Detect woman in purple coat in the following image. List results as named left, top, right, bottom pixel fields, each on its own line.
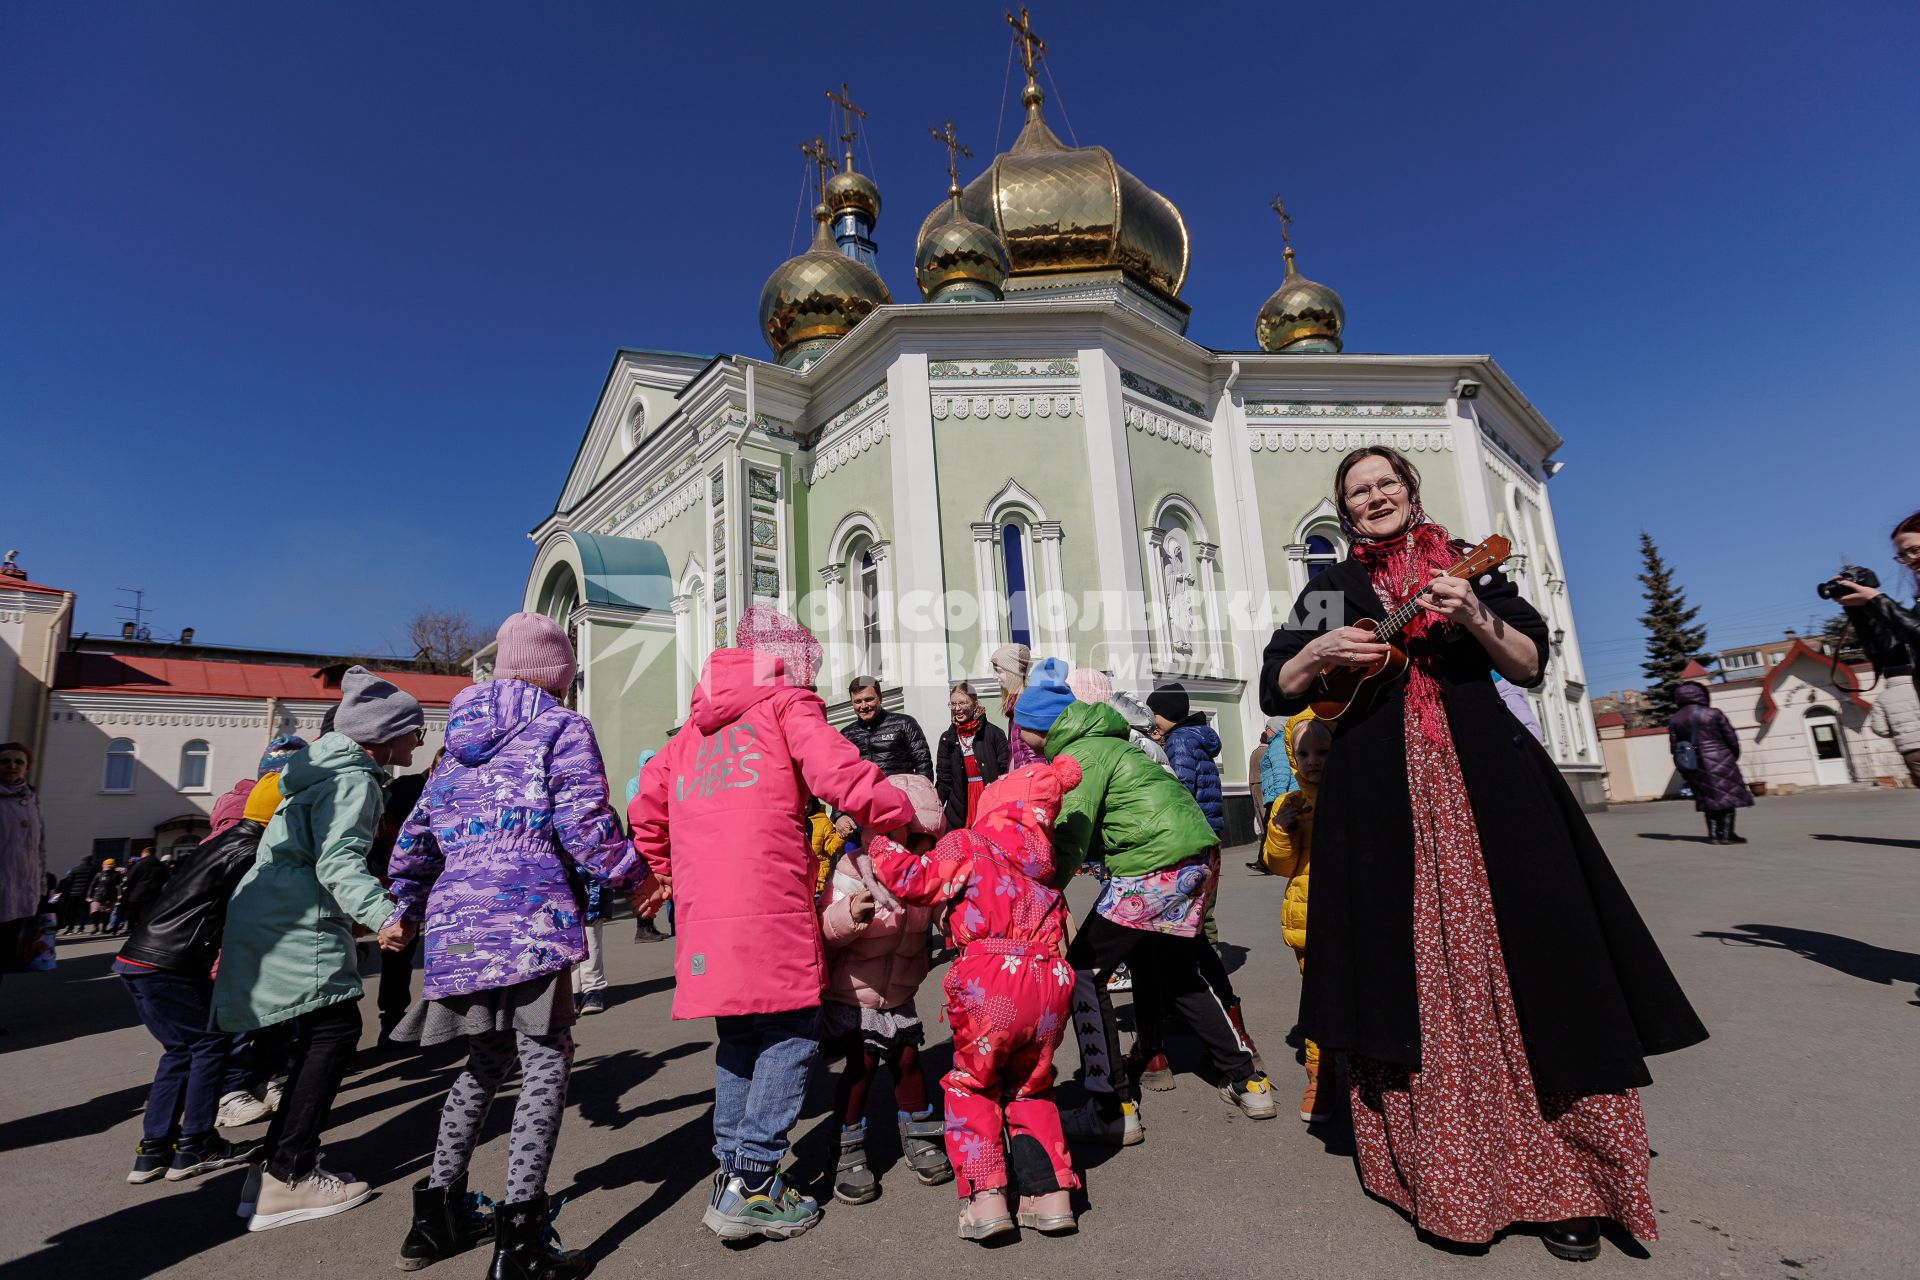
left=382, top=613, right=653, bottom=1279
left=1668, top=681, right=1752, bottom=844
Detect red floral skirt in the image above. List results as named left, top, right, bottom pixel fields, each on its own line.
left=1346, top=703, right=1659, bottom=1244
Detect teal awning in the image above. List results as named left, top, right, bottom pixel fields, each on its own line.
left=570, top=531, right=672, bottom=611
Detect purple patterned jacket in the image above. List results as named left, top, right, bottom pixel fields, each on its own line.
left=387, top=680, right=641, bottom=1000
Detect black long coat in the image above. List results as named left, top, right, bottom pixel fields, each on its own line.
left=934, top=719, right=1010, bottom=832
left=1668, top=683, right=1753, bottom=811
left=1260, top=557, right=1708, bottom=1095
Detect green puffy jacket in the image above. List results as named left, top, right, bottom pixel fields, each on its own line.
left=1045, top=700, right=1219, bottom=886
left=212, top=733, right=395, bottom=1032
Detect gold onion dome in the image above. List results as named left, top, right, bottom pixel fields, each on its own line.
left=825, top=168, right=881, bottom=224
left=916, top=185, right=1011, bottom=301
left=758, top=205, right=892, bottom=367
left=1256, top=248, right=1345, bottom=353
left=915, top=82, right=1189, bottom=301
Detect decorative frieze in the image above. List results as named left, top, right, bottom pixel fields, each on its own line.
left=1479, top=424, right=1541, bottom=482
left=1124, top=402, right=1214, bottom=455
left=629, top=477, right=702, bottom=538
left=931, top=394, right=1080, bottom=421
left=806, top=413, right=891, bottom=483
left=1245, top=401, right=1448, bottom=420
left=928, top=358, right=1077, bottom=380
left=1249, top=427, right=1455, bottom=453
left=1119, top=369, right=1204, bottom=418
left=698, top=406, right=796, bottom=442
left=819, top=382, right=889, bottom=435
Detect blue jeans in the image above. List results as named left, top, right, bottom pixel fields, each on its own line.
left=712, top=1007, right=821, bottom=1176
left=121, top=969, right=230, bottom=1143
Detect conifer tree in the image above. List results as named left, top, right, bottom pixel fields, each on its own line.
left=1636, top=532, right=1709, bottom=721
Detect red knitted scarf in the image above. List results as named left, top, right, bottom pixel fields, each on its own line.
left=1352, top=519, right=1460, bottom=746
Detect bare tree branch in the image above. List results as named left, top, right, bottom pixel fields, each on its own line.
left=406, top=609, right=489, bottom=675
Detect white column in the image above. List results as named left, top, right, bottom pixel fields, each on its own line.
left=671, top=593, right=694, bottom=717
left=1450, top=399, right=1497, bottom=542
left=1141, top=527, right=1169, bottom=671
left=885, top=354, right=949, bottom=733
left=1078, top=348, right=1151, bottom=689
left=1031, top=520, right=1070, bottom=661
left=1208, top=360, right=1270, bottom=762
left=868, top=542, right=898, bottom=686
left=818, top=563, right=848, bottom=692
left=971, top=521, right=1003, bottom=675
left=1195, top=541, right=1225, bottom=678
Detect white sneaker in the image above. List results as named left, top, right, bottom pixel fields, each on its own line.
left=217, top=1090, right=273, bottom=1128
left=1220, top=1074, right=1278, bottom=1120
left=247, top=1161, right=372, bottom=1232
left=261, top=1079, right=284, bottom=1113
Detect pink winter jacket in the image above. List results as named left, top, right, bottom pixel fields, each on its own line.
left=628, top=648, right=915, bottom=1020
left=819, top=851, right=935, bottom=1010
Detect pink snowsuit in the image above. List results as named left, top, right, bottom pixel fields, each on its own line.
left=865, top=759, right=1084, bottom=1199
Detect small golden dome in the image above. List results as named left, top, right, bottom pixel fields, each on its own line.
left=1256, top=248, right=1345, bottom=353
left=825, top=168, right=881, bottom=224
left=915, top=189, right=1010, bottom=301
left=914, top=87, right=1188, bottom=301
left=758, top=207, right=892, bottom=366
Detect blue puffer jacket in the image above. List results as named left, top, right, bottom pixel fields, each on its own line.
left=1164, top=720, right=1226, bottom=837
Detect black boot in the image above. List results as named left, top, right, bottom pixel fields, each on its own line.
left=1705, top=812, right=1726, bottom=844
left=1723, top=812, right=1748, bottom=845
left=487, top=1193, right=590, bottom=1280
left=897, top=1109, right=954, bottom=1186
left=398, top=1173, right=494, bottom=1271
left=632, top=918, right=666, bottom=944
left=1541, top=1216, right=1602, bottom=1261
left=832, top=1121, right=879, bottom=1204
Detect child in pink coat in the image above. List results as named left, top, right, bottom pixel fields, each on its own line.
left=628, top=609, right=914, bottom=1244
left=863, top=757, right=1085, bottom=1243
left=818, top=774, right=953, bottom=1205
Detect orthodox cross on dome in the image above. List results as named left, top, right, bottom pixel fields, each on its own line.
left=799, top=136, right=835, bottom=205
left=1006, top=7, right=1046, bottom=87
left=930, top=118, right=973, bottom=196
left=1269, top=194, right=1295, bottom=254
left=826, top=83, right=868, bottom=170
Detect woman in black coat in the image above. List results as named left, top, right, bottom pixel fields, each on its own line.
left=1667, top=681, right=1752, bottom=843
left=933, top=681, right=1008, bottom=832
left=1260, top=447, right=1706, bottom=1264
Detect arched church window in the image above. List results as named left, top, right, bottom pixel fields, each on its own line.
left=852, top=542, right=882, bottom=678
left=627, top=400, right=647, bottom=448
left=1000, top=522, right=1032, bottom=650
left=1305, top=532, right=1339, bottom=574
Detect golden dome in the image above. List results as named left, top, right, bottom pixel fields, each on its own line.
left=1256, top=248, right=1345, bottom=353
left=825, top=167, right=881, bottom=224
left=915, top=189, right=1011, bottom=301
left=915, top=86, right=1188, bottom=301
left=758, top=206, right=892, bottom=367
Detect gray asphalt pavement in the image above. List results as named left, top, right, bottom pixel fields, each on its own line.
left=2, top=789, right=1915, bottom=1279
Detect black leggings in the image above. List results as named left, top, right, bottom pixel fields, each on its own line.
left=260, top=1002, right=363, bottom=1182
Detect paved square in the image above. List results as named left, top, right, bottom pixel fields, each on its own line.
left=3, top=790, right=1914, bottom=1278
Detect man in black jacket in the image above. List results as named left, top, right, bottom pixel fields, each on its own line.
left=839, top=677, right=933, bottom=780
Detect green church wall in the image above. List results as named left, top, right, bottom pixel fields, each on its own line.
left=801, top=437, right=895, bottom=576
left=581, top=618, right=679, bottom=789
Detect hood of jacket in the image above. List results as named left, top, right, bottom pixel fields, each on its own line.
left=1674, top=681, right=1710, bottom=708
left=689, top=648, right=789, bottom=733
left=278, top=731, right=385, bottom=798
left=1043, top=698, right=1131, bottom=756
left=445, top=679, right=555, bottom=766
left=1171, top=719, right=1221, bottom=758
left=1283, top=708, right=1321, bottom=802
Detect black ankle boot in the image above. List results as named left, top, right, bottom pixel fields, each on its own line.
left=1541, top=1217, right=1602, bottom=1261
left=487, top=1193, right=590, bottom=1280
left=1724, top=813, right=1747, bottom=844
left=398, top=1173, right=494, bottom=1271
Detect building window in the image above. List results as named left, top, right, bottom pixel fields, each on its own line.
left=1000, top=522, right=1032, bottom=650
left=103, top=738, right=135, bottom=792
left=91, top=837, right=130, bottom=862
left=852, top=541, right=883, bottom=679
left=1305, top=532, right=1339, bottom=574
left=179, top=740, right=210, bottom=791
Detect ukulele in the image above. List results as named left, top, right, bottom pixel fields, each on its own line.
left=1308, top=534, right=1513, bottom=724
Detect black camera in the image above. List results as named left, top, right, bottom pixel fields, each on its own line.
left=1816, top=565, right=1881, bottom=600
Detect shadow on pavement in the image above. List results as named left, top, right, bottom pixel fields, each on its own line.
left=1811, top=833, right=1920, bottom=850
left=0, top=1162, right=258, bottom=1280
left=0, top=1082, right=147, bottom=1154
left=1697, top=923, right=1920, bottom=1003
left=562, top=1103, right=717, bottom=1263
left=1634, top=833, right=1716, bottom=844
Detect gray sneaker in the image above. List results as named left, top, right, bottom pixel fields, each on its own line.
left=1220, top=1074, right=1278, bottom=1120
left=1059, top=1097, right=1144, bottom=1146
left=701, top=1168, right=821, bottom=1241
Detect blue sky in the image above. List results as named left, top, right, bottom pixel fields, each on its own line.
left=4, top=1, right=1916, bottom=694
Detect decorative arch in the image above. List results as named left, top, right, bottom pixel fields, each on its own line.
left=972, top=479, right=1066, bottom=667
left=818, top=510, right=892, bottom=690
left=1285, top=497, right=1349, bottom=598
left=1150, top=492, right=1210, bottom=544
left=673, top=555, right=711, bottom=716
left=1145, top=493, right=1223, bottom=676
left=981, top=478, right=1048, bottom=524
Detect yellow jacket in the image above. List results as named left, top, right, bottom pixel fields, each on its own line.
left=808, top=811, right=847, bottom=893
left=1260, top=709, right=1319, bottom=957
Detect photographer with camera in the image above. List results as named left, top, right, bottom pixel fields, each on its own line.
left=1824, top=510, right=1920, bottom=786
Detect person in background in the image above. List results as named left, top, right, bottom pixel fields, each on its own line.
left=1831, top=509, right=1920, bottom=786
left=1667, top=682, right=1752, bottom=845
left=385, top=613, right=648, bottom=1278
left=87, top=857, right=124, bottom=934
left=368, top=757, right=430, bottom=1048
left=1108, top=689, right=1174, bottom=776
left=214, top=666, right=424, bottom=1231
left=1247, top=721, right=1276, bottom=839
left=1247, top=717, right=1293, bottom=871
left=116, top=777, right=280, bottom=1184
left=628, top=607, right=914, bottom=1244
left=622, top=748, right=670, bottom=943
left=58, top=855, right=97, bottom=934
left=935, top=681, right=1008, bottom=832
left=118, top=846, right=170, bottom=930
left=841, top=676, right=934, bottom=779
left=991, top=643, right=1041, bottom=769
left=1260, top=711, right=1334, bottom=1123
left=1147, top=685, right=1226, bottom=842
left=1, top=742, right=48, bottom=1027
left=1493, top=672, right=1545, bottom=743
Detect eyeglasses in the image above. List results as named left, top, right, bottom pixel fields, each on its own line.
left=1342, top=477, right=1406, bottom=506
left=1896, top=547, right=1920, bottom=565
left=413, top=727, right=428, bottom=745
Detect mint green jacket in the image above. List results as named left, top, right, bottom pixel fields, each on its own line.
left=1045, top=700, right=1219, bottom=886
left=212, top=734, right=395, bottom=1032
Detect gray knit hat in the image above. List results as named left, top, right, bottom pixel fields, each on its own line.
left=333, top=665, right=424, bottom=745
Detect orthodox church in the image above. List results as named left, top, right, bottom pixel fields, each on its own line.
left=513, top=16, right=1605, bottom=827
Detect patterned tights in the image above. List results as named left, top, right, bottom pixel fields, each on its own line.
left=429, top=1028, right=574, bottom=1202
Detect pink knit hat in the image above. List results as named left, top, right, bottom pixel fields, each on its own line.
left=494, top=612, right=576, bottom=693
left=735, top=604, right=823, bottom=687
left=885, top=773, right=947, bottom=837
left=1066, top=666, right=1114, bottom=704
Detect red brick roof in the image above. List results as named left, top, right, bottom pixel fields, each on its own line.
left=55, top=652, right=467, bottom=706
left=1679, top=659, right=1711, bottom=679
left=0, top=575, right=70, bottom=596
left=1593, top=711, right=1626, bottom=728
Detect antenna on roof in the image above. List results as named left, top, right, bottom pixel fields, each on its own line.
left=115, top=588, right=153, bottom=641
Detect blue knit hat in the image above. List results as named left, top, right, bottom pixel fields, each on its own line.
left=257, top=735, right=308, bottom=777
left=1013, top=657, right=1077, bottom=733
